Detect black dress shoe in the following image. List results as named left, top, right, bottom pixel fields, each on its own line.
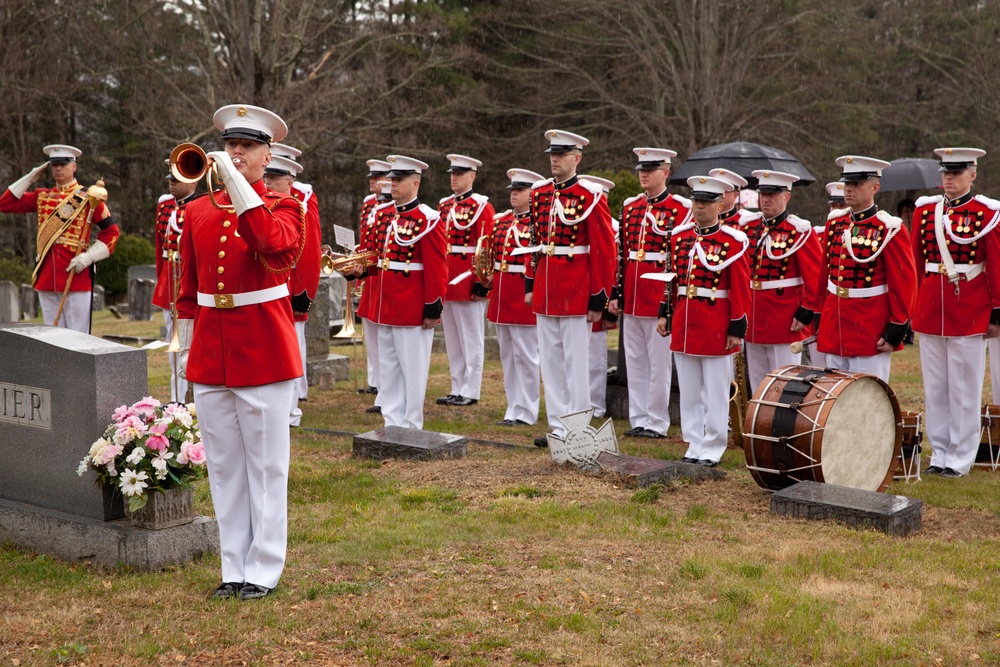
left=923, top=465, right=944, bottom=475
left=623, top=427, right=644, bottom=437
left=209, top=581, right=243, bottom=600
left=939, top=467, right=963, bottom=478
left=366, top=386, right=378, bottom=394
left=239, top=583, right=275, bottom=600
left=534, top=436, right=549, bottom=448
left=497, top=419, right=516, bottom=426
left=436, top=395, right=458, bottom=405
left=514, top=419, right=531, bottom=426
left=365, top=405, right=382, bottom=414
left=697, top=459, right=719, bottom=467
left=450, top=396, right=478, bottom=406
left=681, top=457, right=699, bottom=464
left=637, top=429, right=666, bottom=439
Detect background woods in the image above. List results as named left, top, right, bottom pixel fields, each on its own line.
left=1, top=0, right=999, bottom=270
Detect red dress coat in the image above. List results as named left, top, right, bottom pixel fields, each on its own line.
left=176, top=179, right=304, bottom=387
left=617, top=191, right=691, bottom=317
left=368, top=199, right=448, bottom=327
left=357, top=196, right=395, bottom=321
left=288, top=182, right=322, bottom=323
left=0, top=181, right=117, bottom=292
left=667, top=221, right=751, bottom=356
left=738, top=211, right=823, bottom=344
left=525, top=176, right=616, bottom=317
left=911, top=193, right=1000, bottom=336
left=816, top=206, right=917, bottom=357
left=486, top=210, right=536, bottom=326
left=152, top=192, right=199, bottom=310
left=439, top=191, right=494, bottom=302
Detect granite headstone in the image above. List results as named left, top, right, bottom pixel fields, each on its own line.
left=92, top=284, right=106, bottom=312
left=20, top=284, right=37, bottom=320
left=353, top=426, right=467, bottom=461
left=128, top=279, right=154, bottom=321
left=597, top=452, right=726, bottom=486
left=770, top=480, right=922, bottom=536
left=0, top=280, right=18, bottom=323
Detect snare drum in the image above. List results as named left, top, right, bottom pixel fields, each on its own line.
left=743, top=365, right=902, bottom=492
left=894, top=411, right=923, bottom=481
left=977, top=404, right=1000, bottom=471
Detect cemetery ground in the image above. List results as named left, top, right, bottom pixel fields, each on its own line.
left=1, top=313, right=999, bottom=667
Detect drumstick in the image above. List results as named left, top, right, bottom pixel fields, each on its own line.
left=790, top=335, right=817, bottom=354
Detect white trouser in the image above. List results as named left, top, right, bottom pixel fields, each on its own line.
left=823, top=352, right=892, bottom=383
left=623, top=315, right=672, bottom=434
left=920, top=334, right=986, bottom=475
left=496, top=323, right=540, bottom=424
left=161, top=308, right=189, bottom=403
left=441, top=300, right=486, bottom=399
left=806, top=339, right=827, bottom=370
left=589, top=329, right=608, bottom=417
left=363, top=317, right=380, bottom=391
left=746, top=342, right=802, bottom=397
left=988, top=337, right=1000, bottom=402
left=288, top=321, right=307, bottom=427
left=675, top=353, right=731, bottom=463
left=194, top=379, right=294, bottom=589
left=39, top=290, right=90, bottom=334
left=378, top=324, right=434, bottom=429
left=537, top=314, right=590, bottom=437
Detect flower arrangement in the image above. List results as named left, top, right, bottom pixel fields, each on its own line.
left=78, top=396, right=206, bottom=511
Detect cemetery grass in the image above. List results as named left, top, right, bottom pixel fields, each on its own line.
left=0, top=313, right=998, bottom=666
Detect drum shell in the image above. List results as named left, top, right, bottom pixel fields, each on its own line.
left=743, top=365, right=902, bottom=492
left=977, top=404, right=1000, bottom=470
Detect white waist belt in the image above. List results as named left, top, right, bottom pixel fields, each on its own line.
left=449, top=245, right=475, bottom=254
left=542, top=244, right=590, bottom=256
left=751, top=276, right=803, bottom=291
left=678, top=285, right=729, bottom=299
left=925, top=262, right=985, bottom=280
left=827, top=279, right=888, bottom=298
left=382, top=261, right=424, bottom=272
left=494, top=261, right=526, bottom=274
left=628, top=250, right=667, bottom=261
left=197, top=283, right=289, bottom=309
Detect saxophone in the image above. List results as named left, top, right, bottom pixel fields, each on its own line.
left=728, top=345, right=748, bottom=449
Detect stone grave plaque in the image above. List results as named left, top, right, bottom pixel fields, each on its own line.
left=128, top=279, right=154, bottom=321
left=127, top=264, right=157, bottom=284
left=597, top=452, right=726, bottom=486
left=0, top=280, right=19, bottom=323
left=92, top=284, right=106, bottom=312
left=353, top=426, right=467, bottom=461
left=547, top=409, right=619, bottom=471
left=305, top=275, right=332, bottom=358
left=307, top=353, right=349, bottom=386
left=21, top=284, right=37, bottom=320
left=770, top=480, right=922, bottom=536
left=0, top=323, right=146, bottom=520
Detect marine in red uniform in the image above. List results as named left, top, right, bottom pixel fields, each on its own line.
left=815, top=156, right=917, bottom=382
left=709, top=168, right=748, bottom=227
left=436, top=154, right=495, bottom=407
left=912, top=148, right=1000, bottom=477
left=741, top=170, right=822, bottom=391
left=804, top=182, right=848, bottom=368
left=484, top=168, right=543, bottom=426
left=369, top=155, right=448, bottom=429
left=524, top=130, right=616, bottom=447
left=356, top=159, right=393, bottom=407
left=176, top=104, right=304, bottom=601
left=153, top=166, right=198, bottom=401
left=0, top=144, right=118, bottom=333
left=657, top=176, right=750, bottom=466
left=609, top=148, right=691, bottom=439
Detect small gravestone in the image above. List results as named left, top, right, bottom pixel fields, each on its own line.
left=0, top=280, right=18, bottom=323
left=327, top=272, right=346, bottom=330
left=547, top=409, right=619, bottom=471
left=353, top=426, right=467, bottom=461
left=769, top=480, right=922, bottom=536
left=305, top=275, right=332, bottom=358
left=92, top=284, right=106, bottom=312
left=127, top=264, right=157, bottom=285
left=128, top=279, right=154, bottom=321
left=307, top=353, right=349, bottom=386
left=597, top=451, right=726, bottom=486
left=20, top=284, right=37, bottom=320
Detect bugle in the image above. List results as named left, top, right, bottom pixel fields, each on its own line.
left=169, top=143, right=235, bottom=211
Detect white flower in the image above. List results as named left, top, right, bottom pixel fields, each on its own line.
left=151, top=455, right=172, bottom=480
left=126, top=447, right=146, bottom=465
left=89, top=438, right=109, bottom=459
left=76, top=458, right=90, bottom=476
left=185, top=402, right=197, bottom=417
left=119, top=469, right=149, bottom=497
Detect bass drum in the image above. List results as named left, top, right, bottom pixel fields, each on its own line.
left=743, top=365, right=902, bottom=492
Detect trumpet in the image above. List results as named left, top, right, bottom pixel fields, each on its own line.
left=169, top=142, right=239, bottom=211
left=321, top=244, right=378, bottom=276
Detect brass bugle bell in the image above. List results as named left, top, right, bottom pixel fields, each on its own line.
left=324, top=245, right=378, bottom=276
left=169, top=143, right=230, bottom=211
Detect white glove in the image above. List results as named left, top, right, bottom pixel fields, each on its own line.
left=67, top=240, right=110, bottom=274
left=8, top=162, right=49, bottom=199
left=205, top=150, right=264, bottom=216
left=177, top=319, right=193, bottom=379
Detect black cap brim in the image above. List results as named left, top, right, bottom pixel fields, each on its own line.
left=757, top=185, right=790, bottom=194
left=506, top=181, right=533, bottom=189
left=264, top=168, right=293, bottom=177
left=544, top=145, right=580, bottom=154
left=690, top=191, right=723, bottom=201
left=446, top=166, right=475, bottom=173
left=387, top=169, right=418, bottom=178
left=840, top=172, right=879, bottom=182
left=635, top=161, right=667, bottom=170
left=367, top=170, right=390, bottom=178
left=220, top=128, right=272, bottom=144
left=828, top=197, right=845, bottom=204
left=48, top=158, right=73, bottom=165
left=939, top=162, right=975, bottom=172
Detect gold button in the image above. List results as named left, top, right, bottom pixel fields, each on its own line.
left=217, top=266, right=225, bottom=274
left=218, top=251, right=226, bottom=259
left=221, top=236, right=228, bottom=243
left=223, top=221, right=231, bottom=228
left=217, top=282, right=225, bottom=290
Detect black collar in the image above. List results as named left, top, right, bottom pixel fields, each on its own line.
left=850, top=204, right=878, bottom=222
left=947, top=191, right=974, bottom=207
left=554, top=175, right=578, bottom=190
left=646, top=189, right=669, bottom=204
left=396, top=198, right=420, bottom=213
left=695, top=221, right=721, bottom=236
left=177, top=192, right=199, bottom=206
left=454, top=189, right=474, bottom=202
left=721, top=206, right=738, bottom=220
left=377, top=193, right=393, bottom=203
left=765, top=211, right=788, bottom=227
left=514, top=210, right=530, bottom=220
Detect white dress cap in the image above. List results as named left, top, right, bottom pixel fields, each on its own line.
left=385, top=155, right=429, bottom=176
left=264, top=155, right=302, bottom=177
left=543, top=129, right=590, bottom=153
left=271, top=142, right=302, bottom=159
left=506, top=168, right=545, bottom=189
left=753, top=169, right=800, bottom=192
left=446, top=154, right=482, bottom=173
left=687, top=175, right=730, bottom=201
left=934, top=147, right=986, bottom=172
left=579, top=174, right=615, bottom=194
left=366, top=159, right=392, bottom=176
left=835, top=155, right=891, bottom=181
left=826, top=181, right=846, bottom=200
left=708, top=168, right=748, bottom=190
left=633, top=147, right=677, bottom=169
left=213, top=104, right=288, bottom=144
left=43, top=144, right=82, bottom=163
left=379, top=180, right=392, bottom=194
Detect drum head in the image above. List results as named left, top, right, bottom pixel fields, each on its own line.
left=821, top=377, right=897, bottom=491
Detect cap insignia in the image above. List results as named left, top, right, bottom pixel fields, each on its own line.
left=236, top=106, right=248, bottom=117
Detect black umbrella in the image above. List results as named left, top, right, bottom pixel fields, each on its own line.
left=669, top=141, right=816, bottom=187
left=878, top=158, right=941, bottom=193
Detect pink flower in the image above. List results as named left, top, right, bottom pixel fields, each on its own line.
left=112, top=405, right=133, bottom=422
left=131, top=396, right=162, bottom=420
left=145, top=423, right=170, bottom=452
left=114, top=415, right=147, bottom=445
left=178, top=441, right=206, bottom=466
